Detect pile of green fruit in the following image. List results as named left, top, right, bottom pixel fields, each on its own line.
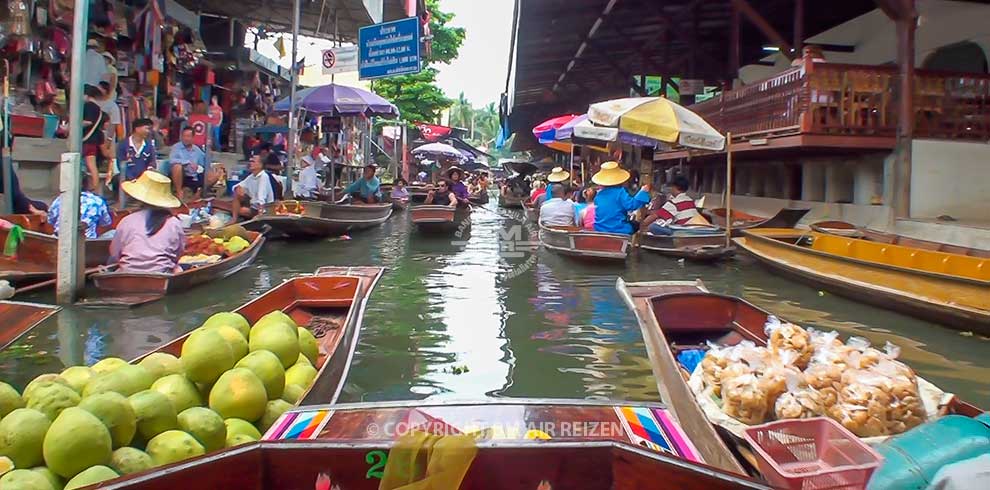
left=0, top=310, right=321, bottom=490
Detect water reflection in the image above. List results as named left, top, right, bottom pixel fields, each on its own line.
left=1, top=199, right=986, bottom=407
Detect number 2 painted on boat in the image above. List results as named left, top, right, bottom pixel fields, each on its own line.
left=366, top=450, right=387, bottom=479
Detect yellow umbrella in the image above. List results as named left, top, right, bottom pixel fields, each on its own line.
left=587, top=97, right=725, bottom=151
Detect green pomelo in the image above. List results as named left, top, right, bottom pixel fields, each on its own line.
left=82, top=365, right=154, bottom=398
left=0, top=469, right=55, bottom=490
left=24, top=383, right=80, bottom=421
left=90, top=358, right=128, bottom=375
left=249, top=313, right=299, bottom=368
left=201, top=312, right=250, bottom=339
left=209, top=369, right=267, bottom=422
left=295, top=353, right=312, bottom=367
left=284, top=363, right=318, bottom=389
left=145, top=431, right=204, bottom=467
left=110, top=447, right=153, bottom=476
left=78, top=393, right=137, bottom=449
left=137, top=353, right=182, bottom=380
left=0, top=409, right=51, bottom=468
left=177, top=407, right=226, bottom=453
left=180, top=329, right=234, bottom=385
left=63, top=465, right=118, bottom=490
left=256, top=400, right=292, bottom=433
left=0, top=382, right=25, bottom=418
left=234, top=350, right=285, bottom=400
left=58, top=367, right=94, bottom=395
left=206, top=325, right=248, bottom=362
left=224, top=433, right=257, bottom=448
left=297, top=328, right=319, bottom=365
left=42, top=408, right=112, bottom=478
left=127, top=391, right=178, bottom=442
left=22, top=376, right=70, bottom=402
left=29, top=467, right=62, bottom=490
left=150, top=375, right=202, bottom=414
left=280, top=384, right=305, bottom=404
left=223, top=418, right=261, bottom=440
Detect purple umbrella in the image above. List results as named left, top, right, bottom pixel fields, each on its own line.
left=273, top=83, right=399, bottom=117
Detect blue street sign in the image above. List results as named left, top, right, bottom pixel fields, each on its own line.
left=358, top=16, right=421, bottom=80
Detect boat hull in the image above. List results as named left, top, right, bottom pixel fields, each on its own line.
left=523, top=202, right=539, bottom=222
left=637, top=231, right=735, bottom=262
left=411, top=205, right=471, bottom=235
left=710, top=208, right=809, bottom=236
left=736, top=229, right=990, bottom=333
left=241, top=201, right=354, bottom=239
left=318, top=202, right=393, bottom=230
left=0, top=301, right=59, bottom=350
left=499, top=193, right=526, bottom=209
left=540, top=224, right=630, bottom=261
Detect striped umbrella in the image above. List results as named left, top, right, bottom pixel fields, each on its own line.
left=587, top=97, right=725, bottom=151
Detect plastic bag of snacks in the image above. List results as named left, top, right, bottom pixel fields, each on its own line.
left=765, top=316, right=813, bottom=369
left=701, top=341, right=767, bottom=397
left=700, top=343, right=731, bottom=397
left=830, top=370, right=893, bottom=437
left=774, top=372, right=824, bottom=419
left=758, top=349, right=803, bottom=410
left=874, top=359, right=926, bottom=434
left=722, top=373, right=770, bottom=425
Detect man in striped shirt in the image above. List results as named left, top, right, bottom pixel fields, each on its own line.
left=642, top=176, right=698, bottom=235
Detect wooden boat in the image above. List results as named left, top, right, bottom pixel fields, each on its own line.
left=539, top=224, right=630, bottom=261
left=736, top=228, right=990, bottom=333
left=812, top=221, right=990, bottom=258
left=390, top=198, right=409, bottom=211
left=0, top=300, right=60, bottom=350
left=410, top=204, right=472, bottom=234
left=239, top=201, right=352, bottom=239
left=636, top=228, right=735, bottom=263
left=468, top=191, right=489, bottom=205
left=498, top=192, right=527, bottom=209
left=708, top=207, right=810, bottom=235
left=130, top=266, right=383, bottom=407
left=616, top=279, right=984, bottom=477
left=1, top=211, right=131, bottom=267
left=81, top=229, right=267, bottom=307
left=0, top=225, right=105, bottom=295
left=317, top=202, right=393, bottom=230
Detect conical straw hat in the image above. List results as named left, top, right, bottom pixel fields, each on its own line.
left=121, top=170, right=182, bottom=209
left=591, top=161, right=630, bottom=186
left=547, top=166, right=570, bottom=183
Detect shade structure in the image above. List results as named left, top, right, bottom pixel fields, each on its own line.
left=534, top=114, right=609, bottom=153
left=273, top=83, right=399, bottom=117
left=532, top=114, right=580, bottom=142
left=412, top=142, right=464, bottom=159
left=587, top=97, right=725, bottom=151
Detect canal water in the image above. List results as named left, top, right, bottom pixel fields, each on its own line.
left=3, top=201, right=988, bottom=407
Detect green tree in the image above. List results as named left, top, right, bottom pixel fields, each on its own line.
left=375, top=0, right=465, bottom=124
left=448, top=92, right=474, bottom=129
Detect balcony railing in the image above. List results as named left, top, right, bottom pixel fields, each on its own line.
left=690, top=62, right=990, bottom=143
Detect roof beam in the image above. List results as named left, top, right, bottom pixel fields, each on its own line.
left=875, top=0, right=917, bottom=20
left=552, top=0, right=622, bottom=93
left=730, top=0, right=795, bottom=60
left=585, top=39, right=647, bottom=96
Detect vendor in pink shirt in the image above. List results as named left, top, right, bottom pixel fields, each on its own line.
left=108, top=171, right=186, bottom=273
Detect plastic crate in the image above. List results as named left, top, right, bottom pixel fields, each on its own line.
left=743, top=418, right=883, bottom=490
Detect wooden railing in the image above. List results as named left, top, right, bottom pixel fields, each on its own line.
left=690, top=62, right=990, bottom=143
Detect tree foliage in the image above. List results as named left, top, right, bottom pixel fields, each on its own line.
left=375, top=0, right=465, bottom=124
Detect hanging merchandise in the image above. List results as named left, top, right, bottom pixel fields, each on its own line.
left=9, top=0, right=30, bottom=36
left=48, top=0, right=74, bottom=27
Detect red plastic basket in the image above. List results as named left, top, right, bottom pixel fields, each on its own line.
left=743, top=418, right=883, bottom=490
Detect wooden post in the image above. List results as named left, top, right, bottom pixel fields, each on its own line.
left=730, top=4, right=740, bottom=81
left=56, top=0, right=88, bottom=304
left=286, top=0, right=301, bottom=198
left=893, top=15, right=916, bottom=220
left=724, top=132, right=733, bottom=248
left=793, top=0, right=805, bottom=54
left=2, top=62, right=12, bottom=213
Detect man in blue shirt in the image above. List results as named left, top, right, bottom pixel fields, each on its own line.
left=592, top=161, right=650, bottom=234
left=344, top=165, right=382, bottom=203
left=116, top=118, right=157, bottom=182
left=169, top=127, right=207, bottom=198
left=48, top=178, right=113, bottom=239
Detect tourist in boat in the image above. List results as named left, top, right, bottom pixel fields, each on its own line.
left=641, top=175, right=699, bottom=236
left=47, top=177, right=113, bottom=239
left=344, top=164, right=383, bottom=204
left=545, top=167, right=570, bottom=200
left=575, top=187, right=597, bottom=230
left=108, top=171, right=185, bottom=273
left=233, top=155, right=275, bottom=222
left=169, top=127, right=207, bottom=199
left=445, top=167, right=470, bottom=203
left=295, top=155, right=320, bottom=199
left=592, top=161, right=650, bottom=234
left=425, top=180, right=458, bottom=208
left=539, top=184, right=577, bottom=227
left=390, top=178, right=411, bottom=203
left=529, top=181, right=545, bottom=204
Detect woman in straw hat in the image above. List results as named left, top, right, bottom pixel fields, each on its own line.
left=540, top=166, right=570, bottom=203
left=444, top=166, right=470, bottom=203
left=108, top=171, right=186, bottom=273
left=591, top=161, right=651, bottom=234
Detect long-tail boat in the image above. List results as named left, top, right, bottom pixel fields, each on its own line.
left=523, top=201, right=539, bottom=222
left=468, top=191, right=490, bottom=205
left=539, top=224, right=630, bottom=261
left=812, top=220, right=990, bottom=257
left=81, top=229, right=268, bottom=307
left=0, top=225, right=106, bottom=296
left=636, top=227, right=735, bottom=263
left=410, top=204, right=472, bottom=235
left=0, top=300, right=60, bottom=350
left=1, top=210, right=131, bottom=268
left=707, top=208, right=810, bottom=236
left=317, top=202, right=393, bottom=230
left=99, top=398, right=770, bottom=490
left=239, top=201, right=352, bottom=239
left=735, top=228, right=990, bottom=333
left=498, top=192, right=527, bottom=209
left=616, top=278, right=984, bottom=478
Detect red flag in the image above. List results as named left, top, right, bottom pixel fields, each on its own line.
left=415, top=122, right=452, bottom=142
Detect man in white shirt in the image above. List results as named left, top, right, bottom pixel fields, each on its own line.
left=233, top=155, right=274, bottom=221
left=84, top=39, right=109, bottom=87
left=295, top=156, right=319, bottom=199
left=539, top=184, right=577, bottom=227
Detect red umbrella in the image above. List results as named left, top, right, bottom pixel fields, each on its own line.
left=532, top=114, right=580, bottom=142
